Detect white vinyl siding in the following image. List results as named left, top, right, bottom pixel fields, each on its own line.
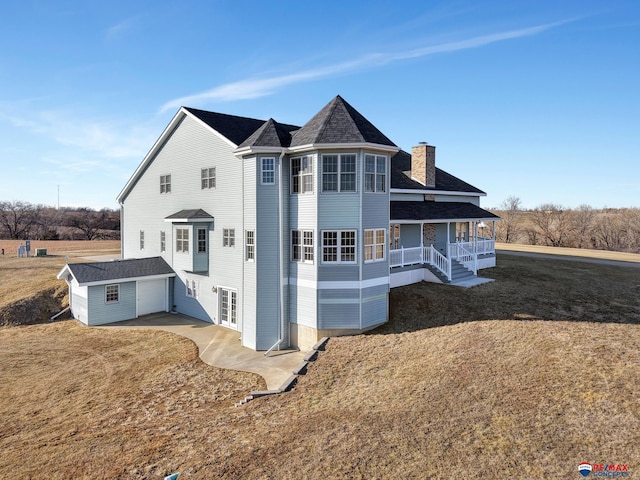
left=322, top=230, right=357, bottom=264
left=321, top=154, right=356, bottom=192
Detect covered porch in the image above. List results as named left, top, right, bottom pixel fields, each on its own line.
left=388, top=201, right=499, bottom=286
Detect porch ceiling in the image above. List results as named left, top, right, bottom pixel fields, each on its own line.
left=390, top=201, right=500, bottom=222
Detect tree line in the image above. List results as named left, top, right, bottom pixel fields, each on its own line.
left=0, top=201, right=120, bottom=240
left=491, top=196, right=640, bottom=253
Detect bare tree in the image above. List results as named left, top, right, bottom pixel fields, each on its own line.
left=531, top=203, right=574, bottom=247
left=570, top=204, right=596, bottom=248
left=494, top=196, right=522, bottom=243
left=65, top=208, right=110, bottom=240
left=0, top=201, right=42, bottom=239
left=594, top=210, right=627, bottom=251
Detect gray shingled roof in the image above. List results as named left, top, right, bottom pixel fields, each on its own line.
left=391, top=150, right=486, bottom=194
left=185, top=107, right=299, bottom=146
left=65, top=257, right=175, bottom=284
left=290, top=95, right=396, bottom=147
left=165, top=209, right=214, bottom=221
left=391, top=201, right=499, bottom=221
left=238, top=118, right=296, bottom=148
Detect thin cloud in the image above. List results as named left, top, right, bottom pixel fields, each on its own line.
left=160, top=20, right=571, bottom=112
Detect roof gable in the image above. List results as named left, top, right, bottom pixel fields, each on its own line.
left=290, top=95, right=396, bottom=147
left=238, top=118, right=296, bottom=148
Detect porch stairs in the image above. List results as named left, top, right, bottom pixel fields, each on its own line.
left=427, top=259, right=476, bottom=285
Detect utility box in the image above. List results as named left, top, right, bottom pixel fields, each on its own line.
left=35, top=248, right=47, bottom=257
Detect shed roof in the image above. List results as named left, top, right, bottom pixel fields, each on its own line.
left=164, top=209, right=214, bottom=222
left=390, top=201, right=499, bottom=222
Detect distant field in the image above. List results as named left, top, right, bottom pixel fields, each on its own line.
left=1, top=253, right=639, bottom=478
left=0, top=240, right=121, bottom=325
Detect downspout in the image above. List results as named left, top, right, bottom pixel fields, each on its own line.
left=265, top=149, right=286, bottom=356
left=119, top=202, right=125, bottom=259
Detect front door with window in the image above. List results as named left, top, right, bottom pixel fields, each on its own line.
left=219, top=288, right=237, bottom=329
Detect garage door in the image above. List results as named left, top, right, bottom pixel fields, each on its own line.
left=137, top=279, right=167, bottom=316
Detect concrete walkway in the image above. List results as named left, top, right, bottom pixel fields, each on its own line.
left=101, top=313, right=307, bottom=390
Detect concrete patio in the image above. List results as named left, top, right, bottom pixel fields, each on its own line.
left=101, top=313, right=307, bottom=390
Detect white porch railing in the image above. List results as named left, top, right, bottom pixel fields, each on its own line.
left=449, top=243, right=477, bottom=275
left=389, top=245, right=451, bottom=280
left=389, top=239, right=495, bottom=281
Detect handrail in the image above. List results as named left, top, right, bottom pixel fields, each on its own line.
left=50, top=306, right=70, bottom=321
left=451, top=243, right=476, bottom=274
left=428, top=245, right=450, bottom=280
left=264, top=338, right=283, bottom=356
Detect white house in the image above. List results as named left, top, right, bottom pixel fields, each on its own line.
left=58, top=96, right=499, bottom=351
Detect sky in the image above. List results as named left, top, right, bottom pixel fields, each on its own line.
left=1, top=0, right=638, bottom=210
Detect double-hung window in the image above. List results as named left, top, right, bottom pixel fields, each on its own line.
left=322, top=230, right=356, bottom=264
left=291, top=156, right=313, bottom=193
left=261, top=158, right=275, bottom=185
left=105, top=284, right=119, bottom=303
left=291, top=230, right=314, bottom=262
left=176, top=228, right=189, bottom=253
left=364, top=228, right=386, bottom=262
left=245, top=230, right=255, bottom=261
left=322, top=154, right=356, bottom=192
left=139, top=230, right=144, bottom=250
left=201, top=167, right=216, bottom=189
left=197, top=228, right=207, bottom=253
left=223, top=228, right=235, bottom=247
left=160, top=231, right=166, bottom=252
left=364, top=155, right=386, bottom=192
left=160, top=174, right=171, bottom=194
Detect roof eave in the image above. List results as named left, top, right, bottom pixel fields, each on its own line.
left=288, top=142, right=399, bottom=154
left=390, top=216, right=499, bottom=224
left=164, top=217, right=214, bottom=223
left=234, top=146, right=287, bottom=156
left=78, top=272, right=176, bottom=287
left=390, top=188, right=486, bottom=196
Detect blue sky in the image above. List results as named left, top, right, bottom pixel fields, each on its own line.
left=1, top=0, right=638, bottom=210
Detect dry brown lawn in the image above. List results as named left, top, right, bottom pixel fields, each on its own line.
left=1, top=254, right=639, bottom=478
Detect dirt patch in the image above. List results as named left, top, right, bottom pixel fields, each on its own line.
left=0, top=283, right=68, bottom=326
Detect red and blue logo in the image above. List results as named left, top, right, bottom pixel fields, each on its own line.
left=579, top=463, right=593, bottom=477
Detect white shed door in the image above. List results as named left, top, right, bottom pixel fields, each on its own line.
left=137, top=279, right=167, bottom=316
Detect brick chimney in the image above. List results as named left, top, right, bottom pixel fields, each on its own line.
left=411, top=142, right=436, bottom=188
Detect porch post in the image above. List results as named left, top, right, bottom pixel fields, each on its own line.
left=446, top=221, right=450, bottom=257
left=420, top=222, right=424, bottom=263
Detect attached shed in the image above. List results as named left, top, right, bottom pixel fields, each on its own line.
left=57, top=257, right=176, bottom=326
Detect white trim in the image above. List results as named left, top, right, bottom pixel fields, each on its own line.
left=164, top=217, right=214, bottom=223
left=80, top=273, right=176, bottom=288
left=288, top=142, right=399, bottom=154
left=390, top=217, right=497, bottom=224
left=235, top=146, right=287, bottom=155
left=391, top=188, right=487, bottom=197
left=288, top=276, right=389, bottom=290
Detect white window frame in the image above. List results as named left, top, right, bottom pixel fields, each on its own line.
left=364, top=155, right=386, bottom=193
left=261, top=158, right=275, bottom=185
left=201, top=167, right=216, bottom=189
left=321, top=153, right=357, bottom=193
left=160, top=231, right=166, bottom=253
left=223, top=228, right=235, bottom=247
left=365, top=228, right=386, bottom=262
left=322, top=230, right=357, bottom=264
left=176, top=227, right=189, bottom=253
left=139, top=230, right=144, bottom=250
left=291, top=156, right=313, bottom=194
left=105, top=284, right=119, bottom=304
left=219, top=287, right=237, bottom=327
left=291, top=230, right=314, bottom=263
left=197, top=227, right=207, bottom=254
left=390, top=224, right=400, bottom=250
left=186, top=279, right=199, bottom=299
left=160, top=174, right=171, bottom=194
left=246, top=230, right=255, bottom=261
